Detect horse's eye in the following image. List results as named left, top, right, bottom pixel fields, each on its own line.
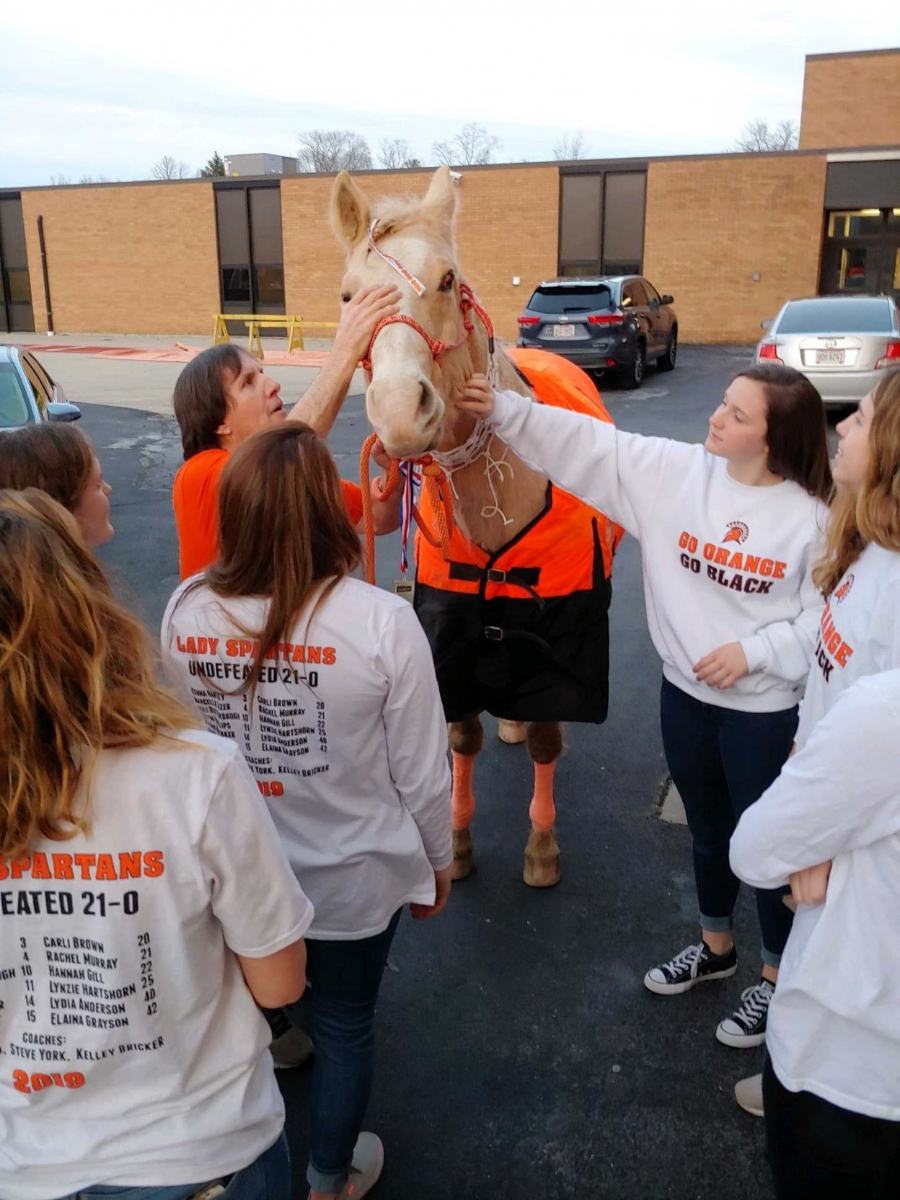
left=439, top=271, right=455, bottom=293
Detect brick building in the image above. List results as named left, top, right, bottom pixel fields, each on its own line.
left=0, top=47, right=897, bottom=344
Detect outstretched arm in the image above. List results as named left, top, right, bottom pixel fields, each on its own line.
left=288, top=285, right=400, bottom=437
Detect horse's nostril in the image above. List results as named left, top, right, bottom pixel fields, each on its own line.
left=418, top=382, right=431, bottom=412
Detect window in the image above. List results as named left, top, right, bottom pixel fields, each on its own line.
left=20, top=355, right=51, bottom=413
left=642, top=280, right=661, bottom=304
left=894, top=249, right=900, bottom=291
left=222, top=267, right=251, bottom=305
left=255, top=266, right=285, bottom=306
left=778, top=298, right=892, bottom=334
left=3, top=268, right=31, bottom=305
left=827, top=210, right=884, bottom=238
left=0, top=362, right=33, bottom=428
left=839, top=247, right=868, bottom=291
left=602, top=173, right=646, bottom=275
left=629, top=280, right=649, bottom=307
left=528, top=285, right=612, bottom=314
left=559, top=175, right=602, bottom=265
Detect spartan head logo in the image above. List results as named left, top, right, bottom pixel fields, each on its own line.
left=834, top=574, right=855, bottom=603
left=723, top=521, right=749, bottom=546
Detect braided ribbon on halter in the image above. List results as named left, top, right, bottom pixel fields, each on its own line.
left=358, top=219, right=502, bottom=583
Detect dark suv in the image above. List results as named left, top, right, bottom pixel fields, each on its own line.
left=517, top=276, right=677, bottom=388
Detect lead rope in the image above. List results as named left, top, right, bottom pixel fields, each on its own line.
left=359, top=435, right=455, bottom=586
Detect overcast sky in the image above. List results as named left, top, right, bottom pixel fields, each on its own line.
left=2, top=2, right=898, bottom=188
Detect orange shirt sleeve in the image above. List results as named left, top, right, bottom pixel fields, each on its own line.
left=172, top=450, right=230, bottom=580
left=341, top=480, right=364, bottom=527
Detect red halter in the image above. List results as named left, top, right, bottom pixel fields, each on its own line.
left=360, top=282, right=495, bottom=375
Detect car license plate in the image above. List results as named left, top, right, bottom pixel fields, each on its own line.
left=550, top=325, right=576, bottom=338
left=815, top=349, right=845, bottom=365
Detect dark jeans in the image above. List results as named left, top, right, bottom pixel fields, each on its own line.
left=66, top=1131, right=290, bottom=1200
left=659, top=677, right=796, bottom=965
left=764, top=1055, right=900, bottom=1198
left=286, top=910, right=402, bottom=1194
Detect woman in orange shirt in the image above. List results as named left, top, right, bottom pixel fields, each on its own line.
left=173, top=285, right=402, bottom=579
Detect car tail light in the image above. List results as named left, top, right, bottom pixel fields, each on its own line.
left=758, top=342, right=783, bottom=363
left=606, top=358, right=616, bottom=367
left=875, top=340, right=900, bottom=369
left=588, top=313, right=626, bottom=326
left=518, top=316, right=539, bottom=326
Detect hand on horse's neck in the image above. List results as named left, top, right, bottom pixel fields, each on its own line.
left=440, top=352, right=549, bottom=555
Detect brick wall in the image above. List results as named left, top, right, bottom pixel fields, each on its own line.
left=799, top=50, right=900, bottom=150
left=281, top=166, right=560, bottom=343
left=643, top=155, right=827, bottom=344
left=22, top=182, right=220, bottom=334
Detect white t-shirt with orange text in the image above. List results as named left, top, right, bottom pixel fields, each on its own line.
left=161, top=575, right=453, bottom=940
left=0, top=730, right=313, bottom=1199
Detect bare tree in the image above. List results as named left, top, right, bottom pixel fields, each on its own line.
left=49, top=174, right=72, bottom=186
left=733, top=118, right=798, bottom=152
left=151, top=155, right=192, bottom=180
left=297, top=130, right=372, bottom=172
left=433, top=123, right=502, bottom=166
left=79, top=174, right=112, bottom=184
left=552, top=132, right=586, bottom=161
left=377, top=137, right=423, bottom=169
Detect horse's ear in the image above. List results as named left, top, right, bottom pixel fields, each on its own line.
left=331, top=171, right=371, bottom=248
left=423, top=165, right=457, bottom=224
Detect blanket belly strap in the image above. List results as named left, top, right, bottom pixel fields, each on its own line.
left=447, top=561, right=544, bottom=607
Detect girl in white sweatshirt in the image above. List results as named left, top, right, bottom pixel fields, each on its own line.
left=458, top=363, right=831, bottom=1049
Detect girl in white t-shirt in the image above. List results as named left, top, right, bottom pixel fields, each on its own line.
left=161, top=423, right=453, bottom=1200
left=458, top=363, right=832, bottom=1051
left=0, top=489, right=311, bottom=1200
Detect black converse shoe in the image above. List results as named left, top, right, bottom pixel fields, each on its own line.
left=716, top=978, right=774, bottom=1048
left=644, top=940, right=737, bottom=995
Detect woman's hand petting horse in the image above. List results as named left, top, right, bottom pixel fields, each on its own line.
left=458, top=375, right=496, bottom=418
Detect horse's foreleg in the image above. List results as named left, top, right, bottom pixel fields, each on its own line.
left=523, top=721, right=563, bottom=888
left=448, top=715, right=484, bottom=880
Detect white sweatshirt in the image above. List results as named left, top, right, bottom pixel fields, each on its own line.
left=794, top=543, right=900, bottom=750
left=161, top=576, right=452, bottom=940
left=731, top=670, right=900, bottom=1121
left=488, top=389, right=828, bottom=712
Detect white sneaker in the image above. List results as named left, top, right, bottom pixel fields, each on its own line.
left=734, top=1072, right=764, bottom=1117
left=338, top=1132, right=384, bottom=1199
left=271, top=1024, right=314, bottom=1070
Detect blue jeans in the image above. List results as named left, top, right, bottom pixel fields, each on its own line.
left=660, top=677, right=796, bottom=966
left=65, top=1130, right=290, bottom=1200
left=286, top=910, right=402, bottom=1194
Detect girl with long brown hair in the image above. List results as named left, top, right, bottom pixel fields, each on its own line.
left=0, top=422, right=114, bottom=545
left=459, top=362, right=832, bottom=1056
left=0, top=489, right=311, bottom=1200
left=161, top=423, right=452, bottom=1200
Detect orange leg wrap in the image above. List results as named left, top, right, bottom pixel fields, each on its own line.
left=451, top=752, right=477, bottom=831
left=528, top=761, right=557, bottom=833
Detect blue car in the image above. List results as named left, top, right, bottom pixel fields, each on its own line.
left=0, top=344, right=81, bottom=430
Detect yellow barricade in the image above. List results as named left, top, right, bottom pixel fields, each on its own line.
left=212, top=314, right=340, bottom=360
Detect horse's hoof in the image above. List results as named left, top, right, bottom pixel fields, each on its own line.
left=498, top=719, right=526, bottom=745
left=523, top=829, right=560, bottom=888
left=451, top=827, right=473, bottom=881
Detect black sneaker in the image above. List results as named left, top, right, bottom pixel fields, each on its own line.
left=716, top=978, right=774, bottom=1048
left=644, top=940, right=737, bottom=995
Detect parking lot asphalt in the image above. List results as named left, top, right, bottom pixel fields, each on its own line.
left=79, top=345, right=795, bottom=1199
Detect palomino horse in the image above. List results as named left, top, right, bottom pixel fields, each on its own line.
left=331, top=166, right=617, bottom=887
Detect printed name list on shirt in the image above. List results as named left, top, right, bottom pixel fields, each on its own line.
left=0, top=850, right=166, bottom=1096
left=174, top=634, right=334, bottom=784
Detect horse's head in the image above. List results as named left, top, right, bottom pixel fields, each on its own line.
left=331, top=166, right=483, bottom=460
